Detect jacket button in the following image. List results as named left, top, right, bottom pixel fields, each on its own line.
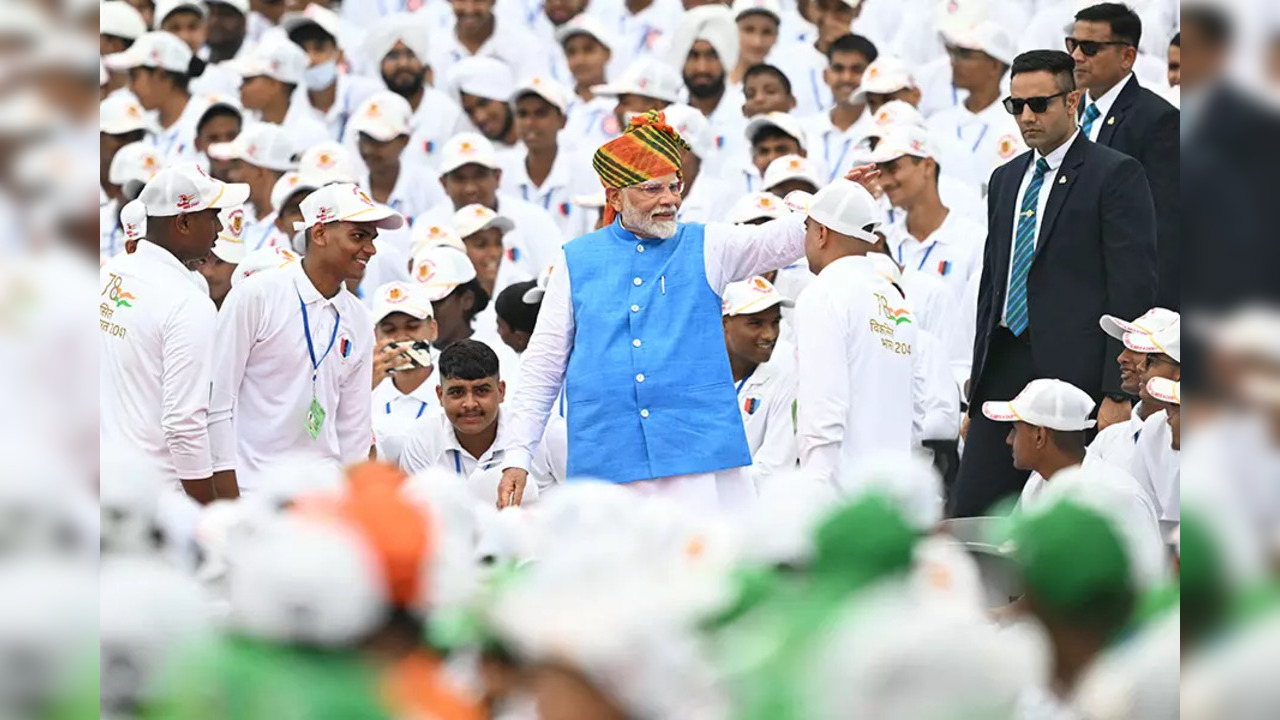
left=633, top=277, right=642, bottom=286
left=636, top=244, right=645, bottom=253
left=640, top=409, right=649, bottom=418
left=632, top=339, right=641, bottom=347
left=635, top=374, right=645, bottom=382
left=630, top=304, right=640, bottom=312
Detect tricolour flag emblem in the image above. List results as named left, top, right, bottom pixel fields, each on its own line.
left=743, top=397, right=760, bottom=415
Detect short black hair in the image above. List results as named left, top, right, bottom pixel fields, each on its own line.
left=1182, top=6, right=1233, bottom=49
left=1011, top=50, right=1077, bottom=93
left=287, top=23, right=337, bottom=48
left=1047, top=428, right=1088, bottom=456
left=826, top=34, right=878, bottom=65
left=448, top=278, right=491, bottom=322
left=494, top=281, right=540, bottom=334
left=743, top=63, right=793, bottom=96
left=1170, top=31, right=1180, bottom=47
left=749, top=124, right=802, bottom=148
left=1074, top=3, right=1143, bottom=48
left=438, top=339, right=500, bottom=381
left=196, top=104, right=242, bottom=136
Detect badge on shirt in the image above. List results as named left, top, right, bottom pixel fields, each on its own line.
left=743, top=397, right=761, bottom=415
left=306, top=397, right=327, bottom=440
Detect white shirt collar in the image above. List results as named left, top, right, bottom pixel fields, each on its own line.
left=133, top=239, right=195, bottom=276
left=1034, top=129, right=1078, bottom=170
left=440, top=408, right=508, bottom=461
left=1084, top=72, right=1133, bottom=119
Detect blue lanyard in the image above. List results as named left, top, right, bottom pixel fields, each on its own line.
left=958, top=122, right=989, bottom=153
left=252, top=220, right=276, bottom=250
left=735, top=367, right=756, bottom=395
left=384, top=400, right=427, bottom=418
left=808, top=68, right=822, bottom=111
left=824, top=134, right=852, bottom=184
left=898, top=240, right=940, bottom=272
left=452, top=449, right=463, bottom=476
left=297, top=288, right=340, bottom=384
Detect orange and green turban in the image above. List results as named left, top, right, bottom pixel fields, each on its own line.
left=593, top=109, right=690, bottom=188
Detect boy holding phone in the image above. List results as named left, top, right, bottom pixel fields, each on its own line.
left=370, top=281, right=440, bottom=464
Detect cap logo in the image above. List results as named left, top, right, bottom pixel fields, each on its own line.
left=315, top=205, right=334, bottom=222
left=473, top=206, right=488, bottom=218
left=749, top=276, right=772, bottom=294
left=637, top=77, right=649, bottom=89
left=788, top=158, right=803, bottom=170
left=415, top=259, right=437, bottom=283
left=141, top=154, right=160, bottom=173
left=175, top=193, right=199, bottom=210
left=997, top=135, right=1017, bottom=159
left=229, top=209, right=245, bottom=238
left=387, top=285, right=407, bottom=303
left=316, top=153, right=336, bottom=169
left=149, top=49, right=161, bottom=63
left=458, top=141, right=474, bottom=154
left=247, top=143, right=259, bottom=158
left=910, top=139, right=925, bottom=152
left=868, top=66, right=880, bottom=79
left=366, top=103, right=380, bottom=117
left=755, top=195, right=774, bottom=209
left=126, top=105, right=141, bottom=118
left=875, top=110, right=893, bottom=125
left=353, top=187, right=375, bottom=206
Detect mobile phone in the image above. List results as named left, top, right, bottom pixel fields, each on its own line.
left=386, top=340, right=434, bottom=372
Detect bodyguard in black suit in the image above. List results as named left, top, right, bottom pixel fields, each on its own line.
left=1071, top=3, right=1180, bottom=310
left=951, top=50, right=1157, bottom=517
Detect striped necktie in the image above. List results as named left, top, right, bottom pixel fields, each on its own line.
left=1006, top=158, right=1050, bottom=336
left=1080, top=103, right=1101, bottom=137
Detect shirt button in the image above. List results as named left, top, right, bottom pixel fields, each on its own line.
left=637, top=244, right=645, bottom=253
left=633, top=277, right=642, bottom=286
left=630, top=304, right=640, bottom=312
left=640, top=409, right=649, bottom=418
left=632, top=339, right=642, bottom=348
left=635, top=373, right=645, bottom=383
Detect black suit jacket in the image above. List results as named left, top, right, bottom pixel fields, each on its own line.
left=1087, top=76, right=1180, bottom=309
left=969, top=134, right=1157, bottom=405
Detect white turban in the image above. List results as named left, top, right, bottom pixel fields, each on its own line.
left=362, top=12, right=433, bottom=70
left=666, top=5, right=739, bottom=76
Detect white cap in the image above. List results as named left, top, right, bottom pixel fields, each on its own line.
left=512, top=75, right=569, bottom=115
left=591, top=57, right=683, bottom=103
left=554, top=13, right=613, bottom=52
left=294, top=183, right=405, bottom=231
left=732, top=0, right=782, bottom=22
left=103, top=31, right=192, bottom=73
left=744, top=111, right=808, bottom=149
left=522, top=263, right=556, bottom=303
left=762, top=154, right=821, bottom=192
left=790, top=178, right=882, bottom=242
left=851, top=56, right=916, bottom=102
left=120, top=199, right=148, bottom=242
left=297, top=142, right=361, bottom=184
left=411, top=244, right=477, bottom=301
left=211, top=205, right=248, bottom=263
left=139, top=162, right=250, bottom=217
left=231, top=37, right=308, bottom=85
left=410, top=222, right=466, bottom=257
left=438, top=132, right=501, bottom=176
left=347, top=92, right=412, bottom=142
left=727, top=192, right=789, bottom=224
left=662, top=103, right=714, bottom=159
left=206, top=0, right=249, bottom=13
left=454, top=204, right=513, bottom=238
left=280, top=3, right=341, bottom=42
left=1099, top=307, right=1180, bottom=341
left=1123, top=321, right=1181, bottom=363
left=571, top=190, right=606, bottom=208
left=981, top=378, right=1097, bottom=431
left=721, top=275, right=794, bottom=316
left=941, top=20, right=1017, bottom=66
left=1145, top=377, right=1180, bottom=406
left=447, top=56, right=515, bottom=103
left=372, top=281, right=434, bottom=323
left=154, top=0, right=208, bottom=29
left=101, top=1, right=148, bottom=40
left=108, top=141, right=164, bottom=186
left=269, top=171, right=320, bottom=215
left=231, top=246, right=300, bottom=287
left=863, top=124, right=934, bottom=163
left=870, top=99, right=927, bottom=132
left=208, top=122, right=299, bottom=171
left=197, top=92, right=244, bottom=119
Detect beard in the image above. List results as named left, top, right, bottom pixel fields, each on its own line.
left=684, top=73, right=726, bottom=99
left=383, top=68, right=426, bottom=98
left=620, top=200, right=679, bottom=239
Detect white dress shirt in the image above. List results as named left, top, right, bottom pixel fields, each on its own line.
left=100, top=241, right=218, bottom=483
left=147, top=97, right=206, bottom=161
left=885, top=209, right=986, bottom=302
left=405, top=87, right=471, bottom=173
left=771, top=41, right=833, bottom=117
left=795, top=254, right=919, bottom=488
left=587, top=0, right=685, bottom=73
left=927, top=98, right=1026, bottom=193
left=529, top=415, right=568, bottom=493
left=799, top=109, right=873, bottom=185
left=412, top=193, right=565, bottom=278
left=676, top=173, right=736, bottom=224
left=209, top=260, right=375, bottom=492
left=428, top=18, right=555, bottom=81
left=736, top=347, right=799, bottom=486
left=1080, top=73, right=1134, bottom=143
left=497, top=143, right=597, bottom=239
left=371, top=370, right=441, bottom=465
left=503, top=215, right=808, bottom=472
left=290, top=73, right=385, bottom=142
left=1002, top=130, right=1078, bottom=327
left=358, top=162, right=447, bottom=222
left=1131, top=409, right=1179, bottom=528
left=398, top=407, right=511, bottom=480
left=1087, top=401, right=1148, bottom=475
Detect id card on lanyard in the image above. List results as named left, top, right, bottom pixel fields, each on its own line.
left=298, top=287, right=340, bottom=440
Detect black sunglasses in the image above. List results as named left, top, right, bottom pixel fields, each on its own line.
left=1065, top=37, right=1132, bottom=56
left=1003, top=92, right=1068, bottom=115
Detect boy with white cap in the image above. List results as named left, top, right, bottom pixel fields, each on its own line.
left=499, top=76, right=596, bottom=238
left=193, top=204, right=249, bottom=308
left=208, top=183, right=404, bottom=495
left=721, top=275, right=799, bottom=484
left=282, top=4, right=383, bottom=141
left=154, top=0, right=208, bottom=54
left=105, top=31, right=205, bottom=161
left=852, top=55, right=921, bottom=115
left=1123, top=322, right=1181, bottom=531
left=555, top=15, right=618, bottom=140
left=865, top=124, right=984, bottom=300
left=663, top=103, right=737, bottom=224
left=981, top=378, right=1156, bottom=519
left=369, top=281, right=441, bottom=464
left=243, top=171, right=319, bottom=251
left=194, top=0, right=252, bottom=97
left=346, top=92, right=446, bottom=220
left=927, top=20, right=1027, bottom=194
left=454, top=203, right=529, bottom=299
left=207, top=121, right=298, bottom=225
left=101, top=163, right=250, bottom=505
left=793, top=177, right=919, bottom=488
left=730, top=0, right=783, bottom=86
left=447, top=56, right=520, bottom=149
left=101, top=1, right=149, bottom=95
left=794, top=32, right=879, bottom=150
left=1089, top=308, right=1180, bottom=471
left=762, top=154, right=822, bottom=198
left=232, top=37, right=330, bottom=150
left=428, top=0, right=553, bottom=82
left=744, top=112, right=816, bottom=189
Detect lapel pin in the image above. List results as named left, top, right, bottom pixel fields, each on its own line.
left=1107, top=116, right=1115, bottom=125
left=1059, top=175, right=1068, bottom=184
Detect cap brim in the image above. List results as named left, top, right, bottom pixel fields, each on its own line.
left=350, top=124, right=407, bottom=143
left=1145, top=377, right=1180, bottom=405
left=555, top=27, right=608, bottom=49
left=521, top=287, right=547, bottom=303
left=372, top=304, right=432, bottom=324
left=211, top=241, right=247, bottom=264
left=103, top=49, right=142, bottom=71
left=344, top=205, right=405, bottom=231
left=725, top=294, right=794, bottom=316
left=419, top=282, right=462, bottom=302
left=206, top=141, right=241, bottom=161
left=1098, top=314, right=1135, bottom=340
left=981, top=400, right=1019, bottom=423
left=210, top=182, right=251, bottom=210
left=512, top=88, right=565, bottom=114
left=1122, top=330, right=1165, bottom=354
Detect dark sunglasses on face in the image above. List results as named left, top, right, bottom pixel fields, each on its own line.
left=1065, top=37, right=1132, bottom=56
left=1002, top=92, right=1068, bottom=115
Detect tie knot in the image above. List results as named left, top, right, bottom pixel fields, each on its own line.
left=1084, top=103, right=1100, bottom=120
left=1035, top=158, right=1050, bottom=175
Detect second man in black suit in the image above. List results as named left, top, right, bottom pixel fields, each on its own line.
left=951, top=50, right=1157, bottom=517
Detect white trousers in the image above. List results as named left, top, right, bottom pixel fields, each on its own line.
left=617, top=466, right=757, bottom=517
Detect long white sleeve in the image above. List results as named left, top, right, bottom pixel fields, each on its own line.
left=703, top=215, right=807, bottom=294
left=208, top=282, right=260, bottom=472
left=159, top=297, right=218, bottom=480
left=795, top=283, right=849, bottom=489
left=750, top=372, right=799, bottom=483
left=501, top=250, right=574, bottom=472
left=336, top=337, right=375, bottom=465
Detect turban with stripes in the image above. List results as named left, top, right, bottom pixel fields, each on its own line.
left=592, top=110, right=691, bottom=225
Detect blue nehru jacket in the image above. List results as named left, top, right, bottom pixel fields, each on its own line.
left=562, top=219, right=752, bottom=483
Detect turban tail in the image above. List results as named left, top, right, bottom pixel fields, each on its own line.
left=592, top=110, right=690, bottom=226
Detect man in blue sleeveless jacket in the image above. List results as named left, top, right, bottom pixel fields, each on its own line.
left=495, top=110, right=877, bottom=511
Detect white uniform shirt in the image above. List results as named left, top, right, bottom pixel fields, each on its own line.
left=1131, top=409, right=1179, bottom=528
left=100, top=198, right=125, bottom=259
left=564, top=96, right=622, bottom=163
left=209, top=260, right=375, bottom=492
left=799, top=110, right=874, bottom=185
left=497, top=144, right=597, bottom=239
left=242, top=212, right=287, bottom=252
left=1001, top=131, right=1077, bottom=327
left=279, top=101, right=336, bottom=153
left=529, top=414, right=568, bottom=492
left=358, top=162, right=447, bottom=222
left=405, top=87, right=471, bottom=173
left=428, top=19, right=555, bottom=81
left=147, top=97, right=206, bottom=161
left=100, top=241, right=218, bottom=483
left=884, top=209, right=986, bottom=301
left=503, top=215, right=808, bottom=471
left=771, top=41, right=832, bottom=117
left=412, top=193, right=565, bottom=278
left=588, top=0, right=685, bottom=73
left=736, top=347, right=799, bottom=486
left=1080, top=73, right=1134, bottom=143
left=399, top=407, right=512, bottom=479
left=795, top=254, right=919, bottom=488
left=371, top=370, right=440, bottom=465
left=927, top=98, right=1026, bottom=194
left=1087, top=402, right=1148, bottom=475
left=290, top=73, right=384, bottom=142
left=676, top=173, right=736, bottom=224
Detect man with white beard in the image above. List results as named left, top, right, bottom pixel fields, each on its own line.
left=495, top=110, right=878, bottom=512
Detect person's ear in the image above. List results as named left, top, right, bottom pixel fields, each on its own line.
left=1066, top=88, right=1082, bottom=115
left=311, top=223, right=326, bottom=248
left=605, top=187, right=623, bottom=213
left=426, top=317, right=439, bottom=342
left=424, top=66, right=434, bottom=86
left=1122, top=45, right=1137, bottom=71
left=556, top=112, right=567, bottom=130
left=1034, top=427, right=1047, bottom=449
left=905, top=87, right=921, bottom=107
left=497, top=379, right=506, bottom=403
left=436, top=384, right=443, bottom=402
left=391, top=135, right=409, bottom=155
left=492, top=168, right=502, bottom=185
left=462, top=289, right=475, bottom=312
